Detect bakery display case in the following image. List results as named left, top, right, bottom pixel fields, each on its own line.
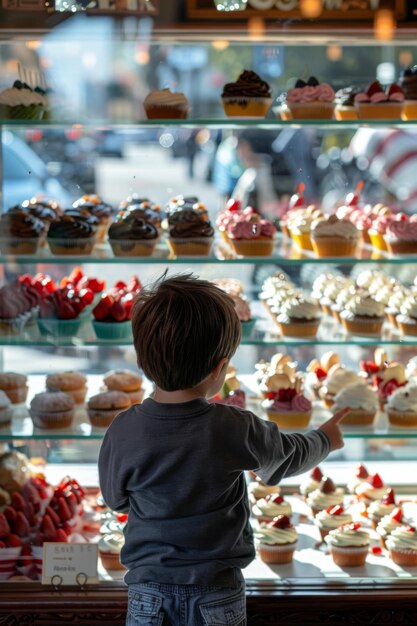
left=2, top=20, right=417, bottom=625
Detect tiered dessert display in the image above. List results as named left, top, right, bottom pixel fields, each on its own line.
left=1, top=33, right=417, bottom=626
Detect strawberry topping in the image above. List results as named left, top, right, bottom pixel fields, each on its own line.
left=326, top=505, right=344, bottom=515
left=269, top=515, right=292, bottom=529
left=381, top=488, right=395, bottom=506
left=369, top=473, right=384, bottom=489
left=311, top=467, right=323, bottom=482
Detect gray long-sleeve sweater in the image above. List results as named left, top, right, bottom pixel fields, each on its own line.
left=98, top=397, right=330, bottom=586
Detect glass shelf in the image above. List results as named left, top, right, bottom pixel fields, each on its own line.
left=2, top=119, right=417, bottom=129
left=3, top=408, right=417, bottom=441
left=2, top=315, right=416, bottom=347
left=0, top=239, right=415, bottom=266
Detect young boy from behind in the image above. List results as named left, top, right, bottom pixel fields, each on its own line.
left=99, top=274, right=346, bottom=626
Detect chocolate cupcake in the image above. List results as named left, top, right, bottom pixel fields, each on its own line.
left=47, top=211, right=97, bottom=256
left=108, top=209, right=159, bottom=257
left=222, top=70, right=272, bottom=118
left=72, top=194, right=114, bottom=243
left=399, top=66, right=417, bottom=120
left=119, top=199, right=165, bottom=233
left=167, top=203, right=214, bottom=257
left=0, top=207, right=44, bottom=255
left=334, top=87, right=361, bottom=120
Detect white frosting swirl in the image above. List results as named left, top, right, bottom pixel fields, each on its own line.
left=307, top=487, right=345, bottom=510
left=323, top=369, right=366, bottom=396
left=344, top=295, right=385, bottom=318
left=386, top=526, right=417, bottom=551
left=400, top=296, right=417, bottom=319
left=254, top=523, right=298, bottom=545
left=333, top=383, right=378, bottom=413
left=0, top=390, right=11, bottom=410
left=248, top=481, right=280, bottom=500
left=368, top=500, right=396, bottom=520
left=281, top=298, right=321, bottom=320
left=387, top=383, right=417, bottom=412
left=98, top=532, right=124, bottom=554
left=355, top=482, right=386, bottom=501
left=253, top=496, right=292, bottom=518
left=376, top=514, right=403, bottom=538
left=299, top=478, right=320, bottom=497
left=312, top=217, right=359, bottom=240
left=325, top=526, right=370, bottom=547
left=315, top=509, right=352, bottom=529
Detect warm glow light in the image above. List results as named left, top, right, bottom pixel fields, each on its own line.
left=26, top=40, right=41, bottom=51
left=248, top=17, right=265, bottom=41
left=212, top=40, right=230, bottom=51
left=399, top=51, right=413, bottom=67
left=135, top=49, right=150, bottom=65
left=327, top=45, right=342, bottom=62
left=374, top=9, right=395, bottom=41
left=6, top=59, right=19, bottom=73
left=300, top=0, right=322, bottom=19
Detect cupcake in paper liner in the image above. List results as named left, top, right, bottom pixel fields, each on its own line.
left=325, top=523, right=370, bottom=567
left=283, top=77, right=335, bottom=120
left=143, top=88, right=189, bottom=120
left=222, top=70, right=272, bottom=118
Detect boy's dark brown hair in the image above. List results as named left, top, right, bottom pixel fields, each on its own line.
left=131, top=273, right=241, bottom=391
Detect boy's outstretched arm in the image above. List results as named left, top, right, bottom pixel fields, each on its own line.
left=249, top=408, right=348, bottom=485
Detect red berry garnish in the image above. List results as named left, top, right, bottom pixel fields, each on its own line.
left=225, top=198, right=241, bottom=213
left=407, top=526, right=416, bottom=533
left=388, top=83, right=404, bottom=96
left=311, top=467, right=323, bottom=482
left=371, top=545, right=382, bottom=555
left=54, top=528, right=69, bottom=543
left=327, top=505, right=343, bottom=515
left=391, top=507, right=403, bottom=523
left=116, top=513, right=128, bottom=523
left=272, top=495, right=284, bottom=504
left=382, top=488, right=395, bottom=506
left=6, top=534, right=22, bottom=548
left=93, top=294, right=114, bottom=321
left=0, top=513, right=10, bottom=538
left=79, top=288, right=94, bottom=305
left=367, top=80, right=384, bottom=96
left=270, top=515, right=292, bottom=529
left=315, top=367, right=327, bottom=380
left=369, top=473, right=384, bottom=489
left=68, top=267, right=84, bottom=285
left=356, top=464, right=369, bottom=479
left=320, top=477, right=336, bottom=494
left=110, top=299, right=127, bottom=322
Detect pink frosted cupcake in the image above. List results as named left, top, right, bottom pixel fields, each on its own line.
left=227, top=209, right=276, bottom=257
left=284, top=77, right=335, bottom=120
left=385, top=215, right=417, bottom=255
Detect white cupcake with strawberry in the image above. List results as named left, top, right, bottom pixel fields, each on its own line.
left=92, top=276, right=141, bottom=341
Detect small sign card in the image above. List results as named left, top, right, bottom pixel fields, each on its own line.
left=42, top=543, right=99, bottom=586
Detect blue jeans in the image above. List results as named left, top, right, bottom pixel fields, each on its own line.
left=126, top=580, right=246, bottom=626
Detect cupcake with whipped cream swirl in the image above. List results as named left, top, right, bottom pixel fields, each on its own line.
left=332, top=382, right=378, bottom=427
left=319, top=368, right=367, bottom=408
left=252, top=493, right=292, bottom=524
left=355, top=472, right=387, bottom=504
left=368, top=488, right=397, bottom=529
left=314, top=505, right=352, bottom=540
left=275, top=297, right=321, bottom=339
left=254, top=515, right=298, bottom=564
left=325, top=523, right=370, bottom=567
left=307, top=476, right=344, bottom=517
left=311, top=214, right=360, bottom=258
left=386, top=382, right=417, bottom=427
left=348, top=463, right=370, bottom=495
left=143, top=88, right=189, bottom=120
left=282, top=76, right=335, bottom=120
left=299, top=466, right=323, bottom=499
left=376, top=507, right=405, bottom=548
left=262, top=370, right=312, bottom=430
left=248, top=474, right=280, bottom=503
left=397, top=295, right=417, bottom=337
left=222, top=70, right=272, bottom=118
left=108, top=208, right=159, bottom=257
left=98, top=531, right=126, bottom=571
left=386, top=525, right=417, bottom=566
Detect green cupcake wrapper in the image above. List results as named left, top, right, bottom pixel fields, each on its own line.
left=92, top=320, right=132, bottom=340
left=37, top=318, right=82, bottom=338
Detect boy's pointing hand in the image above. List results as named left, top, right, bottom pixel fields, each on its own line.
left=318, top=408, right=348, bottom=452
